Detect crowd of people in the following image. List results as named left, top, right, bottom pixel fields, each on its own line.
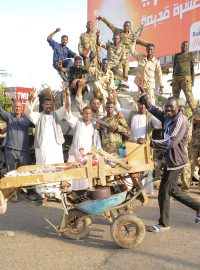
left=1, top=17, right=200, bottom=231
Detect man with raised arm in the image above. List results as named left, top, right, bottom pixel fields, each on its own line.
left=137, top=86, right=200, bottom=230
left=47, top=28, right=76, bottom=70
left=99, top=33, right=126, bottom=80
left=96, top=16, right=148, bottom=79
left=0, top=100, right=33, bottom=201
left=25, top=88, right=69, bottom=200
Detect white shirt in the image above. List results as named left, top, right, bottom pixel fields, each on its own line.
left=35, top=115, right=64, bottom=165
left=116, top=106, right=162, bottom=141
left=66, top=110, right=101, bottom=190
left=131, top=114, right=147, bottom=141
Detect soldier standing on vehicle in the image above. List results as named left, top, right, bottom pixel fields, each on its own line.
left=78, top=21, right=100, bottom=68
left=172, top=41, right=196, bottom=111
left=96, top=16, right=148, bottom=80
left=99, top=34, right=126, bottom=80
left=132, top=42, right=164, bottom=104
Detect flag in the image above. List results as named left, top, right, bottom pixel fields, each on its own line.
left=84, top=47, right=93, bottom=58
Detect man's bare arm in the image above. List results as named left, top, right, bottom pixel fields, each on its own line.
left=47, top=28, right=61, bottom=40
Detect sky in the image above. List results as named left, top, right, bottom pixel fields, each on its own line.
left=0, top=0, right=88, bottom=89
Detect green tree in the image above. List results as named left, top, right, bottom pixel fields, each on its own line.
left=0, top=82, right=13, bottom=112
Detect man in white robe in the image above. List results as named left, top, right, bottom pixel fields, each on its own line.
left=65, top=93, right=101, bottom=191
left=25, top=91, right=68, bottom=199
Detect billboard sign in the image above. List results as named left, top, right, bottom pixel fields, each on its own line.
left=88, top=0, right=200, bottom=56
left=5, top=87, right=32, bottom=113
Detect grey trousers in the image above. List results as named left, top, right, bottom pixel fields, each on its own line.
left=4, top=147, right=31, bottom=172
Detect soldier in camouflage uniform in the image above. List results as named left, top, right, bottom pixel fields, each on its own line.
left=132, top=42, right=164, bottom=104
left=177, top=105, right=192, bottom=191
left=78, top=21, right=100, bottom=68
left=172, top=41, right=196, bottom=111
left=188, top=106, right=200, bottom=185
left=96, top=16, right=148, bottom=80
left=88, top=58, right=116, bottom=111
left=97, top=101, right=131, bottom=154
left=100, top=34, right=126, bottom=79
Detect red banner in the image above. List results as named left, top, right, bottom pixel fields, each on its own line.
left=88, top=0, right=200, bottom=56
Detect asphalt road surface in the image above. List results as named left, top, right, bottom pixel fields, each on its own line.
left=0, top=188, right=199, bottom=270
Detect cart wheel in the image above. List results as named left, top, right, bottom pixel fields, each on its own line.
left=61, top=209, right=92, bottom=240
left=110, top=214, right=145, bottom=248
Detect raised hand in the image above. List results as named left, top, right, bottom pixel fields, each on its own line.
left=96, top=30, right=100, bottom=36
left=96, top=16, right=102, bottom=21
left=137, top=137, right=146, bottom=144
left=65, top=86, right=71, bottom=97
left=159, top=86, right=164, bottom=95
left=28, top=88, right=36, bottom=102
left=133, top=25, right=144, bottom=40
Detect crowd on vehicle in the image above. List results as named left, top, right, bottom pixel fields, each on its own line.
left=1, top=16, right=200, bottom=232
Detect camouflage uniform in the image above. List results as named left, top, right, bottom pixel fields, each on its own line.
left=88, top=66, right=115, bottom=109
left=100, top=42, right=126, bottom=73
left=188, top=108, right=200, bottom=184
left=133, top=43, right=164, bottom=104
left=100, top=114, right=131, bottom=154
left=179, top=116, right=193, bottom=190
left=78, top=32, right=99, bottom=68
left=172, top=52, right=196, bottom=110
left=99, top=16, right=148, bottom=79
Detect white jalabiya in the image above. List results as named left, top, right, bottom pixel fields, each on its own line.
left=25, top=100, right=66, bottom=199
left=35, top=114, right=64, bottom=164
left=66, top=111, right=101, bottom=191
left=25, top=100, right=66, bottom=164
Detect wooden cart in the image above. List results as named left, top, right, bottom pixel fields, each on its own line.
left=0, top=142, right=153, bottom=248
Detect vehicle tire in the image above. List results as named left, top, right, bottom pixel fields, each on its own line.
left=110, top=214, right=145, bottom=248
left=61, top=209, right=92, bottom=240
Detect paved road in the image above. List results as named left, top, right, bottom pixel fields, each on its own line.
left=0, top=188, right=199, bottom=270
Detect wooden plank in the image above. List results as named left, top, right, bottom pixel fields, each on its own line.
left=128, top=173, right=148, bottom=205
left=0, top=163, right=153, bottom=190
left=98, top=149, right=131, bottom=170
left=0, top=142, right=153, bottom=190
left=86, top=154, right=93, bottom=189
left=99, top=153, right=106, bottom=186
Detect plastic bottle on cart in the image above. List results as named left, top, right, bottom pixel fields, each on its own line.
left=118, top=142, right=126, bottom=158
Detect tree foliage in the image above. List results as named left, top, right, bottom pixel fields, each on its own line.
left=0, top=82, right=13, bottom=112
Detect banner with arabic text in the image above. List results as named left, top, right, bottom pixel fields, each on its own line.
left=88, top=0, right=200, bottom=56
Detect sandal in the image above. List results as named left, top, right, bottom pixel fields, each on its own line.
left=148, top=224, right=170, bottom=233
left=195, top=214, right=200, bottom=223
